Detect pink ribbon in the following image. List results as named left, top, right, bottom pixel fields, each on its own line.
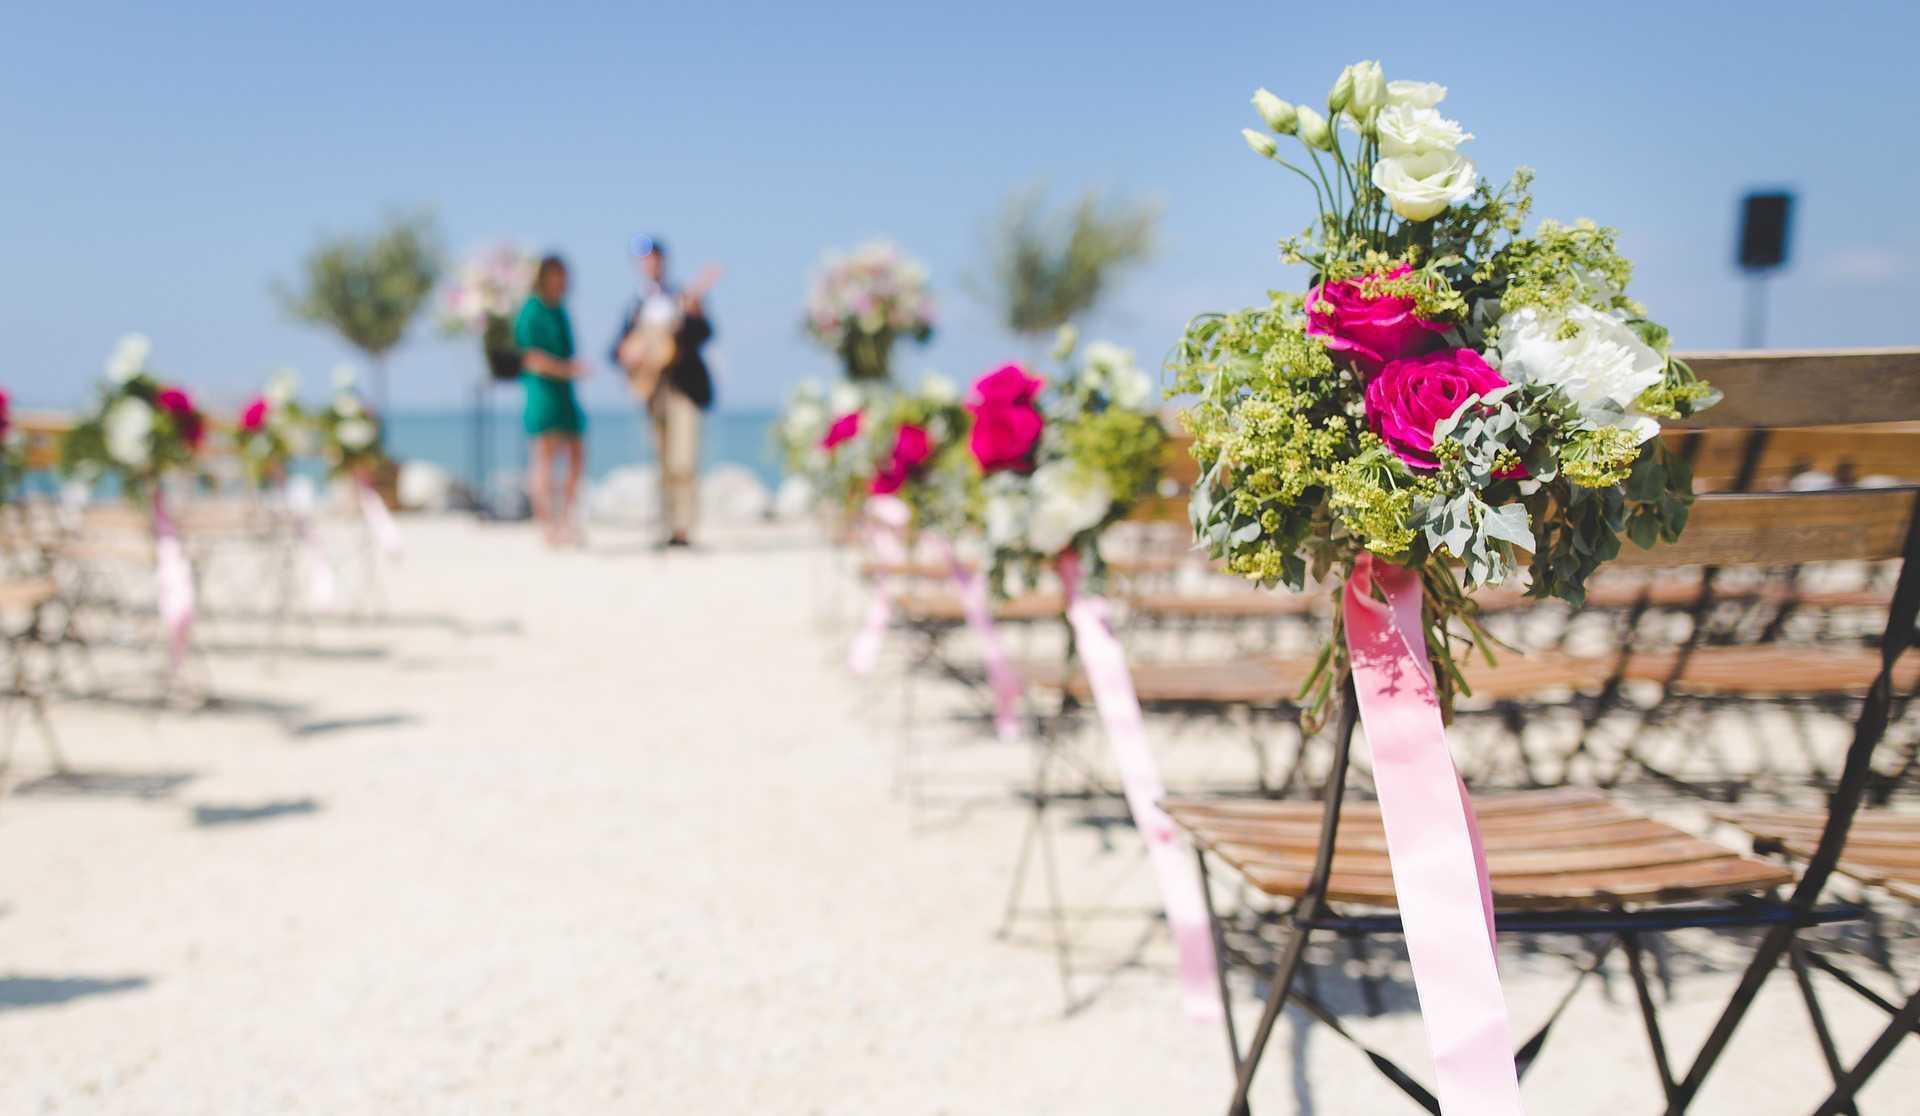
left=356, top=476, right=403, bottom=565
left=1059, top=550, right=1222, bottom=1022
left=847, top=495, right=909, bottom=677
left=150, top=494, right=195, bottom=669
left=285, top=479, right=336, bottom=612
left=926, top=534, right=1022, bottom=742
left=1342, top=554, right=1523, bottom=1116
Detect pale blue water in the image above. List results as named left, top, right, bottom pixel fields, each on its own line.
left=386, top=406, right=782, bottom=492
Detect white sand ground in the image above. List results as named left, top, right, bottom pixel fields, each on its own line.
left=0, top=516, right=1915, bottom=1114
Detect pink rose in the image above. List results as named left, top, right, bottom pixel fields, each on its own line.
left=158, top=386, right=205, bottom=449
left=871, top=424, right=932, bottom=495
left=1365, top=348, right=1509, bottom=470
left=821, top=411, right=861, bottom=450
left=966, top=363, right=1045, bottom=473
left=969, top=363, right=1042, bottom=407
left=1306, top=265, right=1449, bottom=378
left=157, top=387, right=195, bottom=415
left=0, top=388, right=10, bottom=439
left=240, top=397, right=268, bottom=432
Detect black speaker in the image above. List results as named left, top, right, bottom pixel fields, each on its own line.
left=1737, top=191, right=1793, bottom=272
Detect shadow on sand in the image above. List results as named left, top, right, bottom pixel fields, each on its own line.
left=0, top=975, right=150, bottom=1013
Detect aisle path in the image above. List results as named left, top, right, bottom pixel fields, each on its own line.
left=0, top=519, right=1914, bottom=1113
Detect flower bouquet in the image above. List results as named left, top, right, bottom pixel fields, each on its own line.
left=315, top=365, right=402, bottom=564
left=802, top=241, right=937, bottom=382
left=971, top=331, right=1168, bottom=595
left=58, top=334, right=208, bottom=664
left=313, top=366, right=386, bottom=478
left=1178, top=61, right=1722, bottom=1110
left=60, top=334, right=207, bottom=498
left=233, top=368, right=309, bottom=486
left=1187, top=62, right=1717, bottom=722
left=437, top=242, right=537, bottom=381
left=772, top=379, right=881, bottom=526
left=0, top=388, right=23, bottom=506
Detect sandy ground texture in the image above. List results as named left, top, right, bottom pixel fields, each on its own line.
left=1, top=516, right=1916, bottom=1115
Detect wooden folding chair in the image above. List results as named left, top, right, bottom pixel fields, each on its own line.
left=1168, top=347, right=1920, bottom=1115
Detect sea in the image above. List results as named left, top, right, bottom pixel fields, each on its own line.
left=386, top=406, right=783, bottom=494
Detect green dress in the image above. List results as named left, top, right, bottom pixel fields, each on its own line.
left=514, top=296, right=586, bottom=437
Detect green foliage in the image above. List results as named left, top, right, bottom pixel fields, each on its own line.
left=974, top=184, right=1157, bottom=337
left=277, top=210, right=443, bottom=410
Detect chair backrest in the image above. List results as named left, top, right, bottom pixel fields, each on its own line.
left=1633, top=348, right=1920, bottom=906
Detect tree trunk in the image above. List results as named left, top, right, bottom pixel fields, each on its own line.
left=371, top=354, right=389, bottom=424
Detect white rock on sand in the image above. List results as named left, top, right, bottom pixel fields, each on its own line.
left=0, top=517, right=1913, bottom=1114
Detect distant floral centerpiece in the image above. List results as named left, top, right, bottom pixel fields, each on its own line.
left=60, top=334, right=207, bottom=497
left=802, top=241, right=937, bottom=382
left=314, top=366, right=385, bottom=477
left=234, top=368, right=309, bottom=485
left=973, top=330, right=1168, bottom=593
left=437, top=242, right=538, bottom=380
left=1181, top=61, right=1718, bottom=717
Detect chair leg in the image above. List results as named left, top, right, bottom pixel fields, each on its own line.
left=1665, top=921, right=1795, bottom=1115
left=1810, top=983, right=1920, bottom=1116
left=1226, top=917, right=1315, bottom=1116
left=1198, top=850, right=1242, bottom=1072
left=1789, top=941, right=1859, bottom=1116
left=1623, top=931, right=1680, bottom=1109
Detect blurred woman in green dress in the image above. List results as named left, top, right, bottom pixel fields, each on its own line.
left=515, top=256, right=589, bottom=546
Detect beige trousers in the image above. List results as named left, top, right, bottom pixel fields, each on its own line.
left=649, top=387, right=702, bottom=537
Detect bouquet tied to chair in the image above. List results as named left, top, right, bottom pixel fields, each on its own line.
left=1181, top=63, right=1719, bottom=727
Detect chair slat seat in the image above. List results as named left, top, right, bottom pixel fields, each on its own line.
left=1622, top=646, right=1920, bottom=696
left=1020, top=657, right=1309, bottom=706
left=894, top=592, right=1064, bottom=623
left=1722, top=810, right=1920, bottom=897
left=859, top=558, right=964, bottom=581
left=53, top=538, right=155, bottom=563
left=0, top=576, right=59, bottom=610
left=1120, top=591, right=1321, bottom=619
left=1169, top=788, right=1792, bottom=911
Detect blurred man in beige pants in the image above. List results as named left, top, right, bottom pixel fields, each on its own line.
left=616, top=236, right=720, bottom=548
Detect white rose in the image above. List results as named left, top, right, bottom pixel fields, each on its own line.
left=1372, top=151, right=1478, bottom=222
left=1027, top=461, right=1114, bottom=556
left=336, top=416, right=377, bottom=451
left=1375, top=104, right=1473, bottom=158
left=106, top=334, right=151, bottom=383
left=331, top=364, right=359, bottom=392
left=333, top=393, right=363, bottom=418
left=1386, top=80, right=1446, bottom=109
left=919, top=371, right=959, bottom=405
left=1493, top=305, right=1665, bottom=442
left=104, top=397, right=154, bottom=465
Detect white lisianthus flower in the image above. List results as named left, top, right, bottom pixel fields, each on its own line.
left=106, top=334, right=151, bottom=383
left=1251, top=89, right=1296, bottom=135
left=335, top=416, right=377, bottom=451
left=1493, top=305, right=1666, bottom=442
left=104, top=397, right=155, bottom=465
left=919, top=371, right=959, bottom=405
left=983, top=488, right=1026, bottom=548
left=828, top=382, right=863, bottom=414
left=1386, top=80, right=1446, bottom=109
left=782, top=400, right=825, bottom=442
left=1344, top=61, right=1387, bottom=122
left=264, top=368, right=299, bottom=407
left=1374, top=104, right=1473, bottom=158
left=1027, top=461, right=1114, bottom=556
left=331, top=365, right=359, bottom=392
left=1084, top=341, right=1153, bottom=409
left=1373, top=151, right=1478, bottom=222
left=1294, top=106, right=1333, bottom=151
left=1242, top=128, right=1278, bottom=159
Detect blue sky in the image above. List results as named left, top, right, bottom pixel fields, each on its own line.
left=4, top=0, right=1916, bottom=414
